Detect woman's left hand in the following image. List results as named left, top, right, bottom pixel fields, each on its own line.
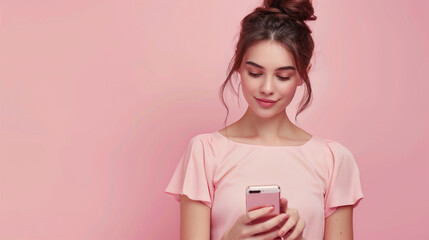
left=277, top=197, right=306, bottom=240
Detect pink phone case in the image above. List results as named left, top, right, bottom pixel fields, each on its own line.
left=246, top=185, right=280, bottom=215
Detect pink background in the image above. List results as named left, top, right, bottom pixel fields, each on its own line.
left=1, top=0, right=428, bottom=239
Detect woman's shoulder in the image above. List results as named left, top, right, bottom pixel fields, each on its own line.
left=182, top=131, right=223, bottom=154
left=186, top=131, right=219, bottom=145
left=300, top=133, right=349, bottom=150
left=319, top=137, right=354, bottom=157
left=308, top=136, right=358, bottom=172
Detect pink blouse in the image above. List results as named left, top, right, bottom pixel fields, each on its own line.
left=165, top=131, right=364, bottom=240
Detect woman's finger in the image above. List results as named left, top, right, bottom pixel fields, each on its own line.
left=247, top=213, right=288, bottom=236
left=280, top=198, right=288, bottom=213
left=251, top=227, right=283, bottom=240
left=284, top=218, right=306, bottom=240
left=277, top=210, right=299, bottom=237
left=242, top=206, right=274, bottom=224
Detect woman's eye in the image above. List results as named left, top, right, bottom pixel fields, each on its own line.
left=248, top=72, right=290, bottom=81
left=248, top=72, right=261, bottom=77
left=278, top=76, right=290, bottom=80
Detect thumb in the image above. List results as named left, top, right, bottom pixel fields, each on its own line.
left=280, top=197, right=288, bottom=212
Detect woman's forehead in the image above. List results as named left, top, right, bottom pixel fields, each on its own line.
left=243, top=40, right=295, bottom=68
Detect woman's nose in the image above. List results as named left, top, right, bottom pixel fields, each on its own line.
left=259, top=76, right=275, bottom=94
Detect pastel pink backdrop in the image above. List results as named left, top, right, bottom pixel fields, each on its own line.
left=0, top=0, right=428, bottom=239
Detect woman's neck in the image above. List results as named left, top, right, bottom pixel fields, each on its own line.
left=235, top=108, right=297, bottom=140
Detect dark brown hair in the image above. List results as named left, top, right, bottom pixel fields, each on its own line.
left=219, top=0, right=317, bottom=128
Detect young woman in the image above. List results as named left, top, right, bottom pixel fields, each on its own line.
left=165, top=0, right=364, bottom=239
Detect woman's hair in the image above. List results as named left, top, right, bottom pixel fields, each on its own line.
left=219, top=0, right=317, bottom=128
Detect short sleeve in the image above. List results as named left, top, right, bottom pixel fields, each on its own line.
left=165, top=135, right=216, bottom=208
left=323, top=140, right=364, bottom=218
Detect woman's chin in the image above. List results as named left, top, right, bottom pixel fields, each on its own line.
left=248, top=107, right=284, bottom=119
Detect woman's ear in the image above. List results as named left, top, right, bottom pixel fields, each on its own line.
left=237, top=66, right=243, bottom=79
left=307, top=63, right=312, bottom=73
left=298, top=77, right=304, bottom=86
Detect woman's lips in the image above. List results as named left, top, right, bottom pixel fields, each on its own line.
left=255, top=97, right=278, bottom=108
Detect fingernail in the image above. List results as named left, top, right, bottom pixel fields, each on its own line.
left=283, top=213, right=289, bottom=220
left=268, top=206, right=274, bottom=211
left=278, top=230, right=285, bottom=237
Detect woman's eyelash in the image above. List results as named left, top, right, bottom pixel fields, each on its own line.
left=248, top=72, right=261, bottom=77
left=248, top=72, right=290, bottom=80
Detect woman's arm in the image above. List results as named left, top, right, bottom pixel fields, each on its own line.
left=324, top=205, right=354, bottom=240
left=180, top=194, right=210, bottom=240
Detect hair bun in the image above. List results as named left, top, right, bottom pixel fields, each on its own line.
left=263, top=0, right=316, bottom=21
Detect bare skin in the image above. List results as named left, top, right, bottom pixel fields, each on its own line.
left=324, top=205, right=354, bottom=239
left=216, top=40, right=313, bottom=147
left=217, top=114, right=312, bottom=147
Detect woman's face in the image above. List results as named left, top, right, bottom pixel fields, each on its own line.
left=238, top=40, right=305, bottom=119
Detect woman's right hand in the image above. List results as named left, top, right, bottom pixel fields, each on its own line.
left=222, top=206, right=288, bottom=240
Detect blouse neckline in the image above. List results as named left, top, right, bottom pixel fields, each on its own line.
left=215, top=131, right=315, bottom=148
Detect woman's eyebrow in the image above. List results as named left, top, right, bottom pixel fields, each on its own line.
left=245, top=61, right=295, bottom=71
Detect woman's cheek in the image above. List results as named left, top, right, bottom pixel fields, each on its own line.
left=279, top=86, right=298, bottom=103
left=241, top=79, right=254, bottom=95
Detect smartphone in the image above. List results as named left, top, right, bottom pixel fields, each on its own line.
left=246, top=185, right=280, bottom=216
